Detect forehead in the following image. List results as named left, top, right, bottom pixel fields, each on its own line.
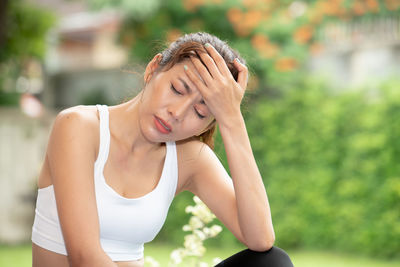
left=163, top=60, right=205, bottom=87
left=168, top=60, right=196, bottom=74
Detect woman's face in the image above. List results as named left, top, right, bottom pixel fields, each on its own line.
left=138, top=59, right=215, bottom=143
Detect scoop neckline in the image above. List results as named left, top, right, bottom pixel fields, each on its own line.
left=100, top=143, right=169, bottom=201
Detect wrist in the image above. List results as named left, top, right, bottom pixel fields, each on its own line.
left=218, top=112, right=246, bottom=134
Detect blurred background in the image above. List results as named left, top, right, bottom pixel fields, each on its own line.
left=1, top=0, right=399, bottom=266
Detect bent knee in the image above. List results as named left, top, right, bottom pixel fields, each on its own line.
left=249, top=246, right=294, bottom=267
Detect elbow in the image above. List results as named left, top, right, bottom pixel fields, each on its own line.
left=247, top=233, right=275, bottom=252
left=68, top=255, right=84, bottom=267
left=67, top=247, right=106, bottom=267
left=68, top=252, right=90, bottom=267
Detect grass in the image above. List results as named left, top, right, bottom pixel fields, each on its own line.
left=1, top=243, right=399, bottom=267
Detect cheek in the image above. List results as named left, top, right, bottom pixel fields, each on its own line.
left=182, top=119, right=212, bottom=136
left=141, top=85, right=166, bottom=110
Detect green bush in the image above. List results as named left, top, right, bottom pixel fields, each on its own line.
left=245, top=77, right=400, bottom=258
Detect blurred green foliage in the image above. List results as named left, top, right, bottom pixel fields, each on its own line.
left=245, top=76, right=400, bottom=258
left=0, top=0, right=55, bottom=63
left=0, top=0, right=55, bottom=102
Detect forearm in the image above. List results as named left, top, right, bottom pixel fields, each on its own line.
left=219, top=114, right=275, bottom=250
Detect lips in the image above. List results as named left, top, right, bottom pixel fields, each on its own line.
left=154, top=116, right=172, bottom=134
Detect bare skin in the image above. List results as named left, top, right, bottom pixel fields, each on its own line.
left=32, top=44, right=275, bottom=266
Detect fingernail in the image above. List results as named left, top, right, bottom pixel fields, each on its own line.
left=184, top=65, right=188, bottom=70
left=205, top=43, right=211, bottom=48
left=235, top=58, right=241, bottom=63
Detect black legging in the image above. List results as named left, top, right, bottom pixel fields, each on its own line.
left=215, top=246, right=294, bottom=267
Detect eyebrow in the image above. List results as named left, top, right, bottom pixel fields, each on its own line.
left=178, top=78, right=192, bottom=94
left=178, top=77, right=206, bottom=105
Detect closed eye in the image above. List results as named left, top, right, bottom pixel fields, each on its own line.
left=171, top=85, right=182, bottom=95
left=194, top=108, right=206, bottom=119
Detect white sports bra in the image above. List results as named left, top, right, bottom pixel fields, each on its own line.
left=32, top=104, right=178, bottom=261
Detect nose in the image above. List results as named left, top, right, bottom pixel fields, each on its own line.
left=168, top=98, right=192, bottom=122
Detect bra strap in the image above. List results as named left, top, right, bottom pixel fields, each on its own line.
left=96, top=104, right=110, bottom=173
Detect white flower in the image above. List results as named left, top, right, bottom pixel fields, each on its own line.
left=191, top=204, right=215, bottom=224
left=184, top=234, right=206, bottom=256
left=193, top=195, right=202, bottom=204
left=170, top=248, right=185, bottom=265
left=144, top=256, right=160, bottom=267
left=186, top=197, right=216, bottom=224
left=182, top=224, right=191, bottom=232
left=202, top=227, right=211, bottom=236
left=185, top=205, right=195, bottom=213
left=168, top=196, right=224, bottom=266
left=212, top=257, right=223, bottom=265
left=193, top=229, right=206, bottom=241
left=189, top=216, right=204, bottom=229
left=210, top=225, right=223, bottom=237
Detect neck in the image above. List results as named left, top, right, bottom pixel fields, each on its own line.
left=108, top=92, right=163, bottom=156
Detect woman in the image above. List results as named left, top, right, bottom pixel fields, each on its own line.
left=31, top=32, right=293, bottom=267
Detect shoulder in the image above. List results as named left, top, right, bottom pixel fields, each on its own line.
left=48, top=105, right=100, bottom=157
left=176, top=138, right=220, bottom=180
left=176, top=138, right=231, bottom=196
left=53, top=105, right=99, bottom=135
left=176, top=138, right=215, bottom=164
left=56, top=105, right=99, bottom=124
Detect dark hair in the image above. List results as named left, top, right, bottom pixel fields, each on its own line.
left=154, top=32, right=246, bottom=149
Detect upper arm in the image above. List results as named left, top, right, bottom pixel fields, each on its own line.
left=47, top=107, right=104, bottom=261
left=183, top=142, right=246, bottom=246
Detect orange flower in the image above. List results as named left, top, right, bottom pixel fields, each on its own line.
left=385, top=0, right=400, bottom=10
left=234, top=25, right=252, bottom=37
left=352, top=0, right=366, bottom=16
left=227, top=8, right=242, bottom=24
left=243, top=10, right=263, bottom=31
left=228, top=8, right=263, bottom=37
left=275, top=58, right=297, bottom=72
left=166, top=29, right=182, bottom=43
left=251, top=34, right=269, bottom=49
left=251, top=34, right=279, bottom=59
left=366, top=0, right=379, bottom=12
left=294, top=25, right=314, bottom=44
left=183, top=0, right=206, bottom=12
left=315, top=0, right=343, bottom=16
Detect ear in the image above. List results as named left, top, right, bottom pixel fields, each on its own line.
left=144, top=53, right=162, bottom=84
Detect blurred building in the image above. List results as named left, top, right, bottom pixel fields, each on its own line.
left=39, top=0, right=141, bottom=109
left=43, top=9, right=140, bottom=109
left=310, top=16, right=400, bottom=88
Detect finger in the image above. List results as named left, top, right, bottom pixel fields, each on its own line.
left=183, top=64, right=209, bottom=98
left=204, top=43, right=232, bottom=78
left=233, top=58, right=248, bottom=90
left=195, top=49, right=223, bottom=80
left=189, top=55, right=214, bottom=87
